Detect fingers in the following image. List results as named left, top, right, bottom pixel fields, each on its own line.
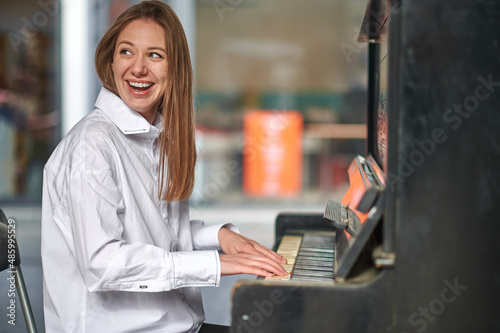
left=217, top=228, right=286, bottom=264
left=230, top=235, right=286, bottom=263
left=220, top=254, right=288, bottom=277
left=239, top=238, right=287, bottom=264
left=252, top=243, right=287, bottom=264
left=250, top=253, right=287, bottom=275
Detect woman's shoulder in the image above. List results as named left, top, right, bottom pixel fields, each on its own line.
left=73, top=108, right=119, bottom=139
left=70, top=108, right=127, bottom=144
left=46, top=109, right=123, bottom=172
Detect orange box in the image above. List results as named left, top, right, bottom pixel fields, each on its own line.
left=243, top=110, right=303, bottom=196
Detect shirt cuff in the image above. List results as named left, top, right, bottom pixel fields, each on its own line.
left=171, top=250, right=221, bottom=288
left=190, top=221, right=239, bottom=250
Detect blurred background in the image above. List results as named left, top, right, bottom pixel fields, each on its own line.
left=0, top=0, right=369, bottom=330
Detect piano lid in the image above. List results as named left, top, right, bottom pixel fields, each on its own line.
left=358, top=0, right=390, bottom=42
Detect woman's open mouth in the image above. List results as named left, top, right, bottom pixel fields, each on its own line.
left=127, top=81, right=154, bottom=94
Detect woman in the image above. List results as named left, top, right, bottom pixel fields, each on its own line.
left=41, top=1, right=286, bottom=332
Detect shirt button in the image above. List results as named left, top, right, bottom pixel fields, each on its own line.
left=162, top=213, right=167, bottom=219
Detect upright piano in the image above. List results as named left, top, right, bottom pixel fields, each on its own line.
left=230, top=0, right=500, bottom=332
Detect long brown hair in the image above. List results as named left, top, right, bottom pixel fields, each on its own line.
left=95, top=0, right=196, bottom=202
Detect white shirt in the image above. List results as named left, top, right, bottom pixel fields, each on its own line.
left=41, top=88, right=231, bottom=333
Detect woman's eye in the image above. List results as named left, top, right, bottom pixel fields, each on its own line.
left=149, top=52, right=162, bottom=59
left=119, top=49, right=132, bottom=56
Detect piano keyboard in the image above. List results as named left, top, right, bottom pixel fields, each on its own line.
left=265, top=232, right=336, bottom=282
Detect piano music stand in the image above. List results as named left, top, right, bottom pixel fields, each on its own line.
left=335, top=193, right=385, bottom=282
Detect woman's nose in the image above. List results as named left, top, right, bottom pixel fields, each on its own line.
left=131, top=57, right=147, bottom=76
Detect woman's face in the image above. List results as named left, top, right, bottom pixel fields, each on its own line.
left=112, top=19, right=168, bottom=124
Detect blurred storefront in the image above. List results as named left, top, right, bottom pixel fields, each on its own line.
left=0, top=0, right=60, bottom=202
left=0, top=0, right=368, bottom=205
left=0, top=0, right=144, bottom=202
left=193, top=0, right=368, bottom=205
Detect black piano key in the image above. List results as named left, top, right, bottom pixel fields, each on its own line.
left=292, top=269, right=333, bottom=279
left=294, top=265, right=334, bottom=273
left=299, top=248, right=335, bottom=254
left=295, top=261, right=333, bottom=269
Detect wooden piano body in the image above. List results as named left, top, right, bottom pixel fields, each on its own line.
left=230, top=0, right=500, bottom=332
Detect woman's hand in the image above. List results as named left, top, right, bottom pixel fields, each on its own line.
left=218, top=227, right=287, bottom=277
left=219, top=253, right=287, bottom=277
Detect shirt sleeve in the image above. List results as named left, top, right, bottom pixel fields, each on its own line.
left=190, top=220, right=240, bottom=250
left=65, top=167, right=220, bottom=292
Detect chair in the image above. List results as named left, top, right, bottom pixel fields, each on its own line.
left=0, top=208, right=38, bottom=333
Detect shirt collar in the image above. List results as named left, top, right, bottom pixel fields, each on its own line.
left=95, top=87, right=163, bottom=138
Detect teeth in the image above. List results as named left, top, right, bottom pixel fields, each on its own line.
left=129, top=81, right=153, bottom=88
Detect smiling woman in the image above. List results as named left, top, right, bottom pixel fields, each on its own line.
left=41, top=1, right=286, bottom=333
left=112, top=19, right=168, bottom=124
left=94, top=1, right=195, bottom=202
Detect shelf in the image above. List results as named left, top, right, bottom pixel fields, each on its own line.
left=304, top=123, right=366, bottom=139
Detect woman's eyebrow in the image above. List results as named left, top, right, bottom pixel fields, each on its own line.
left=147, top=46, right=167, bottom=53
left=117, top=40, right=134, bottom=47
left=117, top=40, right=166, bottom=53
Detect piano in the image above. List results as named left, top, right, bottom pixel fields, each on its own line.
left=229, top=0, right=500, bottom=332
